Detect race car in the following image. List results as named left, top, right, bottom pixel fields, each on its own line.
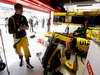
left=45, top=32, right=90, bottom=53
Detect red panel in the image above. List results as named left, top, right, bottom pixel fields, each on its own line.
left=19, top=0, right=53, bottom=13
left=20, top=1, right=51, bottom=13
left=6, top=0, right=16, bottom=2
left=39, top=0, right=51, bottom=5
left=0, top=0, right=55, bottom=13
left=0, top=0, right=16, bottom=4
left=27, top=0, right=54, bottom=11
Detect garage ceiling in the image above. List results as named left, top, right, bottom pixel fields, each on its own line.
left=38, top=0, right=95, bottom=4
left=61, top=0, right=94, bottom=3
left=28, top=0, right=99, bottom=11
left=38, top=0, right=97, bottom=10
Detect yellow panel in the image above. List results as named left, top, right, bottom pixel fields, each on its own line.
left=86, top=27, right=100, bottom=42
left=54, top=12, right=66, bottom=16
left=45, top=32, right=90, bottom=52
left=76, top=12, right=83, bottom=15
left=76, top=37, right=90, bottom=52
left=67, top=12, right=76, bottom=16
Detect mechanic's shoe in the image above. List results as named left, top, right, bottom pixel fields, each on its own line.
left=19, top=56, right=23, bottom=67
left=19, top=60, right=23, bottom=67
left=27, top=63, right=34, bottom=69
left=26, top=58, right=34, bottom=69
left=30, top=35, right=35, bottom=38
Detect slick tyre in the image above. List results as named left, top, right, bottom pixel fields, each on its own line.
left=0, top=62, right=6, bottom=71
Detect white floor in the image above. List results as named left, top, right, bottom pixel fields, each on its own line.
left=0, top=25, right=84, bottom=75
left=0, top=25, right=46, bottom=75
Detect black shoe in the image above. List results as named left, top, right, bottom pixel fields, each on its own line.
left=19, top=60, right=23, bottom=67
left=19, top=56, right=23, bottom=67
left=27, top=63, right=34, bottom=69
left=30, top=35, right=35, bottom=38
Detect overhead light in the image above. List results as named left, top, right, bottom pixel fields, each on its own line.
left=77, top=4, right=92, bottom=7
left=95, top=0, right=100, bottom=2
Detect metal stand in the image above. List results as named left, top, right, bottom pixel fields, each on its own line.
left=0, top=29, right=10, bottom=75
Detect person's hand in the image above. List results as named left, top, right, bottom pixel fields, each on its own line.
left=23, top=25, right=28, bottom=30
left=19, top=25, right=28, bottom=30
left=75, top=32, right=80, bottom=35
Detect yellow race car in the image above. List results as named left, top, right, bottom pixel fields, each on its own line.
left=43, top=27, right=100, bottom=74
left=45, top=32, right=90, bottom=53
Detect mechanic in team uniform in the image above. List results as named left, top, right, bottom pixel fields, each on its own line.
left=8, top=3, right=33, bottom=69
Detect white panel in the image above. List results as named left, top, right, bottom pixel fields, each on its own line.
left=84, top=40, right=100, bottom=75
